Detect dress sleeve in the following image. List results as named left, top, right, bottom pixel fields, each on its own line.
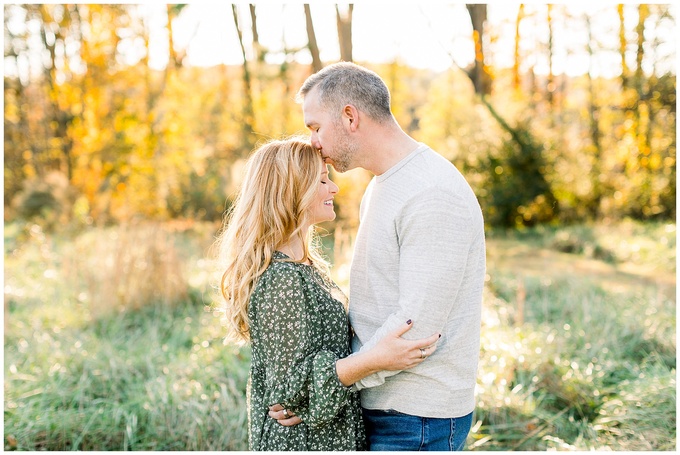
left=252, top=266, right=352, bottom=427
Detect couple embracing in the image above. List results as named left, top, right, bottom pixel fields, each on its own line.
left=216, top=62, right=485, bottom=451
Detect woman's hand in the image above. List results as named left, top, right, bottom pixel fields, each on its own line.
left=368, top=320, right=440, bottom=371
left=335, top=320, right=440, bottom=387
left=268, top=404, right=302, bottom=426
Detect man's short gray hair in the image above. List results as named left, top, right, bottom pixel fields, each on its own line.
left=296, top=62, right=393, bottom=122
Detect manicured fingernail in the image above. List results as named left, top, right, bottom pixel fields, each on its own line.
left=406, top=319, right=412, bottom=325
left=439, top=334, right=442, bottom=338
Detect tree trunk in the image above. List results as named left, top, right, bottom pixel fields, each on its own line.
left=618, top=4, right=628, bottom=91
left=38, top=4, right=76, bottom=181
left=465, top=4, right=491, bottom=95
left=249, top=4, right=265, bottom=62
left=513, top=4, right=525, bottom=91
left=634, top=4, right=650, bottom=159
left=634, top=5, right=648, bottom=100
left=336, top=4, right=353, bottom=62
left=304, top=4, right=322, bottom=72
left=585, top=13, right=603, bottom=217
left=231, top=4, right=255, bottom=154
left=166, top=5, right=179, bottom=69
left=546, top=4, right=555, bottom=106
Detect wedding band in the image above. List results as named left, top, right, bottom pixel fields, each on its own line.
left=420, top=348, right=426, bottom=359
left=282, top=409, right=290, bottom=419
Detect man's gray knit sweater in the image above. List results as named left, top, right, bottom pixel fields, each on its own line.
left=349, top=144, right=485, bottom=419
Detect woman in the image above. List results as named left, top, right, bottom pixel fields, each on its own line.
left=216, top=137, right=438, bottom=451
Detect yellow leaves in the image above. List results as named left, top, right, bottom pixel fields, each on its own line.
left=22, top=164, right=36, bottom=179
left=5, top=101, right=21, bottom=124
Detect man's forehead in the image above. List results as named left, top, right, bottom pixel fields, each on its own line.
left=303, top=86, right=323, bottom=109
left=302, top=102, right=320, bottom=126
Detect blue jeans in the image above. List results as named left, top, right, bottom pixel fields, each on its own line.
left=362, top=408, right=473, bottom=451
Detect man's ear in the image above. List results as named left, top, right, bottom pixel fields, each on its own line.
left=343, top=104, right=360, bottom=132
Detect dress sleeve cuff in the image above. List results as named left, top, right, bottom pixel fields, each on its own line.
left=302, top=351, right=353, bottom=427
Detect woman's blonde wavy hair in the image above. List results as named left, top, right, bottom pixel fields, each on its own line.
left=215, top=137, right=330, bottom=344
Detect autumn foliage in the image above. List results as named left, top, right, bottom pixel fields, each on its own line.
left=4, top=4, right=676, bottom=230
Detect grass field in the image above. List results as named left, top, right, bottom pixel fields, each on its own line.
left=3, top=220, right=676, bottom=450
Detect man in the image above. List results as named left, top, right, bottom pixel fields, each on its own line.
left=274, top=62, right=485, bottom=451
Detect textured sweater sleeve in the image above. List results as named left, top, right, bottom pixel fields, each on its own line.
left=352, top=189, right=475, bottom=390
left=251, top=266, right=351, bottom=426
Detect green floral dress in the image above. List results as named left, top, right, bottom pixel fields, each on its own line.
left=247, top=251, right=366, bottom=451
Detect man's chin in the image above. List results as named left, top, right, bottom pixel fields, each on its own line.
left=329, top=161, right=351, bottom=173
left=326, top=160, right=341, bottom=172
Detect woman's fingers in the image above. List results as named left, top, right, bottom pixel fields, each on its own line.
left=383, top=319, right=441, bottom=367
left=389, top=319, right=415, bottom=338
left=268, top=409, right=301, bottom=426
left=389, top=320, right=441, bottom=346
left=418, top=342, right=437, bottom=357
left=279, top=416, right=303, bottom=426
left=268, top=407, right=295, bottom=419
left=413, top=333, right=441, bottom=360
left=268, top=406, right=302, bottom=426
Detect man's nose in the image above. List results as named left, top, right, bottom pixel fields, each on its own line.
left=310, top=133, right=321, bottom=150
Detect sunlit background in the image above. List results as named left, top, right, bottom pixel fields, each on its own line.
left=6, top=3, right=677, bottom=79
left=3, top=2, right=676, bottom=451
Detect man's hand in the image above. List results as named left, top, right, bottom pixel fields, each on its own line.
left=268, top=404, right=302, bottom=426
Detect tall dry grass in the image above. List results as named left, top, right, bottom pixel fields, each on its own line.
left=64, top=223, right=189, bottom=318
left=4, top=221, right=248, bottom=450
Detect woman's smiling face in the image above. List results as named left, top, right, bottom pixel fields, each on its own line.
left=309, top=163, right=339, bottom=225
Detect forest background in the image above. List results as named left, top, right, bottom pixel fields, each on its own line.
left=3, top=2, right=677, bottom=451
